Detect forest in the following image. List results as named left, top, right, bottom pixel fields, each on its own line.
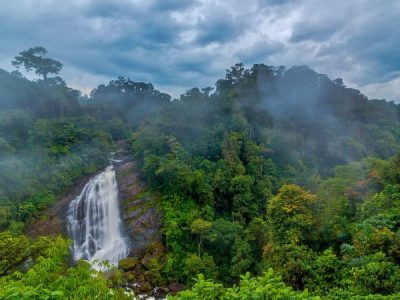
left=1, top=47, right=400, bottom=299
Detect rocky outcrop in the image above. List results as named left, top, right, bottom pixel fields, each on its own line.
left=113, top=141, right=162, bottom=257
left=26, top=174, right=94, bottom=237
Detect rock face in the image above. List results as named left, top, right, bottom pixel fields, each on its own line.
left=113, top=141, right=162, bottom=257
left=26, top=174, right=94, bottom=237
left=114, top=142, right=167, bottom=297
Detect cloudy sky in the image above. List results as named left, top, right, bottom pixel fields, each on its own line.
left=0, top=0, right=399, bottom=100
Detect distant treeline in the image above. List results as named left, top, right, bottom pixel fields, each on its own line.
left=1, top=49, right=400, bottom=298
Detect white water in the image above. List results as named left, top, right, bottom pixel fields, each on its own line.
left=67, top=165, right=129, bottom=269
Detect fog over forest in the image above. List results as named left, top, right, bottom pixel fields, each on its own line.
left=1, top=1, right=400, bottom=299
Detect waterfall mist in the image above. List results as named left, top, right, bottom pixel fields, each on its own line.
left=67, top=165, right=129, bottom=269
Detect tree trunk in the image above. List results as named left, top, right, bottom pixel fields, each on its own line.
left=198, top=237, right=202, bottom=257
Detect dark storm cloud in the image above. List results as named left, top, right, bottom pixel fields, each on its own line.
left=195, top=10, right=246, bottom=45
left=290, top=19, right=342, bottom=43
left=150, top=0, right=201, bottom=11
left=0, top=0, right=399, bottom=100
left=289, top=1, right=400, bottom=86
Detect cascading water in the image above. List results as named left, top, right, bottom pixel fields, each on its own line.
left=67, top=165, right=129, bottom=269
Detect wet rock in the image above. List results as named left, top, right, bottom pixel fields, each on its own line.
left=126, top=208, right=142, bottom=220
left=139, top=282, right=152, bottom=293
left=126, top=207, right=162, bottom=257
left=26, top=173, right=95, bottom=237
left=153, top=286, right=169, bottom=298
left=168, top=283, right=185, bottom=294
left=115, top=146, right=162, bottom=257
left=126, top=197, right=148, bottom=209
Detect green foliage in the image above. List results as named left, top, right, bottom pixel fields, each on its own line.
left=230, top=175, right=256, bottom=221
left=3, top=56, right=400, bottom=299
left=0, top=232, right=30, bottom=275
left=170, top=269, right=320, bottom=299
left=231, top=236, right=253, bottom=278
left=0, top=235, right=128, bottom=299
left=127, top=63, right=400, bottom=298
left=306, top=249, right=344, bottom=293
left=348, top=252, right=400, bottom=295
left=102, top=117, right=131, bottom=140
left=190, top=218, right=214, bottom=257
left=0, top=137, right=15, bottom=154
left=267, top=184, right=317, bottom=244
left=0, top=64, right=115, bottom=232
left=0, top=116, right=113, bottom=230
left=184, top=253, right=217, bottom=282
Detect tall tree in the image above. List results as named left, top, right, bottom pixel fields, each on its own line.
left=267, top=184, right=317, bottom=244
left=12, top=47, right=62, bottom=80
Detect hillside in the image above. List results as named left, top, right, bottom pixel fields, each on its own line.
left=1, top=61, right=400, bottom=299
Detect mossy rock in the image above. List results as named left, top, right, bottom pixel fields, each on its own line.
left=139, top=281, right=152, bottom=293
left=126, top=271, right=136, bottom=282
left=118, top=257, right=139, bottom=271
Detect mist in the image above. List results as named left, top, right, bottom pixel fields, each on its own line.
left=1, top=41, right=400, bottom=298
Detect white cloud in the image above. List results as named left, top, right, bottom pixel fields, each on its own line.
left=359, top=76, right=400, bottom=102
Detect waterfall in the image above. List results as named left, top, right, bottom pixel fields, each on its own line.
left=67, top=165, right=129, bottom=269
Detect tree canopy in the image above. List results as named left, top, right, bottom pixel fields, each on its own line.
left=1, top=50, right=400, bottom=298
left=12, top=47, right=63, bottom=80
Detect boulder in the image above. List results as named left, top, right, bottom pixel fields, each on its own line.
left=168, top=282, right=185, bottom=295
